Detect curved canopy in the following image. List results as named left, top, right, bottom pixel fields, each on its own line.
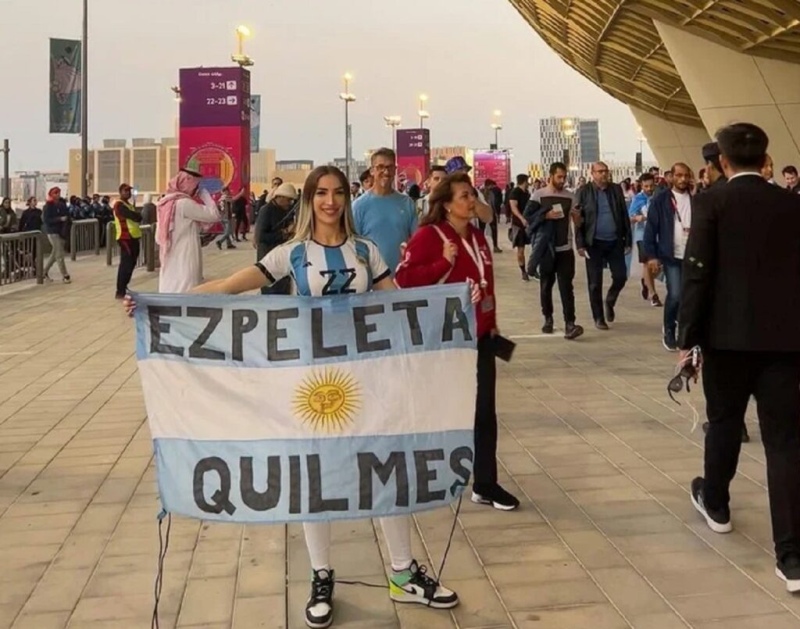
left=508, top=0, right=800, bottom=127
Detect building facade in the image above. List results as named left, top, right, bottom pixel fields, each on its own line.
left=539, top=117, right=601, bottom=172
left=509, top=0, right=800, bottom=172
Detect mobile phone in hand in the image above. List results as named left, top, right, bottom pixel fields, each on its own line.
left=492, top=334, right=516, bottom=362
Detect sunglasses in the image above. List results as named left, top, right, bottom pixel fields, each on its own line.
left=667, top=347, right=701, bottom=404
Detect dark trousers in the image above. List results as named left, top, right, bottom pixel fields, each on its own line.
left=585, top=239, right=627, bottom=322
left=473, top=335, right=498, bottom=491
left=703, top=350, right=800, bottom=560
left=540, top=250, right=576, bottom=323
left=235, top=214, right=249, bottom=238
left=116, top=238, right=140, bottom=296
left=662, top=258, right=682, bottom=334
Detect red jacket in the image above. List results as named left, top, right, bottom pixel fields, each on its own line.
left=395, top=222, right=497, bottom=338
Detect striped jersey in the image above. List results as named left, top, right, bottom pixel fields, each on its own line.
left=256, top=237, right=390, bottom=297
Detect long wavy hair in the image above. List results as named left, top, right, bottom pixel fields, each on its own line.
left=292, top=166, right=356, bottom=242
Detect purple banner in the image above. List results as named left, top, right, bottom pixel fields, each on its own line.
left=179, top=67, right=251, bottom=128
left=396, top=129, right=430, bottom=157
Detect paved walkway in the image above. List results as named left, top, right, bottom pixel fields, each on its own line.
left=0, top=238, right=796, bottom=629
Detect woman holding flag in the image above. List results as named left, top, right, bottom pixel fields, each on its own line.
left=130, top=165, right=459, bottom=628
left=395, top=172, right=520, bottom=512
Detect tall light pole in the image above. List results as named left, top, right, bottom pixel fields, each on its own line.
left=384, top=116, right=402, bottom=153
left=171, top=86, right=182, bottom=143
left=339, top=73, right=356, bottom=181
left=563, top=119, right=577, bottom=184
left=491, top=110, right=502, bottom=149
left=418, top=94, right=429, bottom=129
left=80, top=0, right=88, bottom=197
left=231, top=25, right=254, bottom=67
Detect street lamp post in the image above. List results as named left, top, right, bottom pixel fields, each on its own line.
left=418, top=94, right=429, bottom=129
left=491, top=110, right=502, bottom=148
left=231, top=25, right=254, bottom=67
left=384, top=116, right=402, bottom=153
left=80, top=0, right=89, bottom=197
left=339, top=73, right=356, bottom=181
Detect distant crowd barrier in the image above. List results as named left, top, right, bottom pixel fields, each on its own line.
left=0, top=231, right=44, bottom=286
left=106, top=222, right=157, bottom=272
left=69, top=218, right=101, bottom=261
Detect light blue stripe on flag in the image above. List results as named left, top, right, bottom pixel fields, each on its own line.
left=133, top=283, right=475, bottom=369
left=154, top=431, right=474, bottom=523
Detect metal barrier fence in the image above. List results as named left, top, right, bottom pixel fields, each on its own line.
left=69, top=218, right=101, bottom=261
left=0, top=231, right=44, bottom=286
left=105, top=222, right=157, bottom=272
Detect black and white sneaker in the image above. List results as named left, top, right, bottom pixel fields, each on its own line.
left=389, top=560, right=459, bottom=609
left=690, top=477, right=732, bottom=534
left=305, top=569, right=335, bottom=628
left=662, top=328, right=678, bottom=352
left=776, top=554, right=800, bottom=593
left=472, top=484, right=520, bottom=511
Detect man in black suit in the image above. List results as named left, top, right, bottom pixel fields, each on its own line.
left=679, top=122, right=800, bottom=593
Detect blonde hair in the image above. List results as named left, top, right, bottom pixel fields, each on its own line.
left=292, top=165, right=357, bottom=242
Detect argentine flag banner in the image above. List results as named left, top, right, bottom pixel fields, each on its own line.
left=133, top=284, right=477, bottom=523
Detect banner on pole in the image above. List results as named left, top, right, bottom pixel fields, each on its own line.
left=250, top=95, right=261, bottom=153
left=49, top=38, right=82, bottom=134
left=133, top=284, right=477, bottom=523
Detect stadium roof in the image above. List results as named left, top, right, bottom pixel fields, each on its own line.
left=508, top=0, right=800, bottom=127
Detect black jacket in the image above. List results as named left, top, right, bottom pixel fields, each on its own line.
left=678, top=174, right=800, bottom=352
left=19, top=208, right=43, bottom=232
left=575, top=183, right=631, bottom=250
left=255, top=200, right=295, bottom=260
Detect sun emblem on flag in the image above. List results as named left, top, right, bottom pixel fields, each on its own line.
left=293, top=368, right=361, bottom=433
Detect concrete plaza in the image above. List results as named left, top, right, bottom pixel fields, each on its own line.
left=0, top=241, right=797, bottom=629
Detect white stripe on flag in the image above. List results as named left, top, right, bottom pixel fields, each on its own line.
left=141, top=348, right=477, bottom=441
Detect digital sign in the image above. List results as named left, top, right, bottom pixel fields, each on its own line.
left=473, top=151, right=511, bottom=189
left=396, top=129, right=431, bottom=186
left=179, top=67, right=251, bottom=128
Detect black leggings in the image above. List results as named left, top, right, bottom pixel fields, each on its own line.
left=473, top=334, right=498, bottom=491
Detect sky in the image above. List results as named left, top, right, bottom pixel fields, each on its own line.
left=0, top=0, right=653, bottom=175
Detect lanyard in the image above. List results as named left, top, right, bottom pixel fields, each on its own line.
left=670, top=193, right=683, bottom=225
left=460, top=234, right=487, bottom=288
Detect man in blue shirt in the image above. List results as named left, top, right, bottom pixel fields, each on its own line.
left=353, top=148, right=417, bottom=274
left=628, top=173, right=662, bottom=307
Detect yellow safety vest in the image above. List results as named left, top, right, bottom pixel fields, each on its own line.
left=114, top=200, right=142, bottom=240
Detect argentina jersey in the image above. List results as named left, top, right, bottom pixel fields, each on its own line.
left=256, top=237, right=391, bottom=297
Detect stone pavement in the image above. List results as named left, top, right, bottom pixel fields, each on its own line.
left=0, top=238, right=797, bottom=629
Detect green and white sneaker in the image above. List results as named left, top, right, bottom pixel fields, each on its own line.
left=389, top=560, right=459, bottom=609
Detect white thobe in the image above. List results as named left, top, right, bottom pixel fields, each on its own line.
left=158, top=196, right=220, bottom=294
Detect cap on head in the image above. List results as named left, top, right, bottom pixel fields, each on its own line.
left=119, top=183, right=132, bottom=193
left=274, top=183, right=298, bottom=199
left=702, top=142, right=721, bottom=163
left=444, top=156, right=471, bottom=175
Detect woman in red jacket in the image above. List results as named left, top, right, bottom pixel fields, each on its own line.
left=395, top=173, right=520, bottom=511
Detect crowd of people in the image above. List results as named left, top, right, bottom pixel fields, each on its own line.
left=4, top=121, right=800, bottom=625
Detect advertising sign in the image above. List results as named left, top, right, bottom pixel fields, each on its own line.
left=179, top=67, right=251, bottom=128
left=396, top=129, right=431, bottom=187
left=180, top=126, right=249, bottom=195
left=473, top=151, right=510, bottom=189
left=49, top=39, right=82, bottom=134
left=179, top=66, right=252, bottom=198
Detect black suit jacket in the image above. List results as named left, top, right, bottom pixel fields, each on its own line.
left=678, top=173, right=800, bottom=352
